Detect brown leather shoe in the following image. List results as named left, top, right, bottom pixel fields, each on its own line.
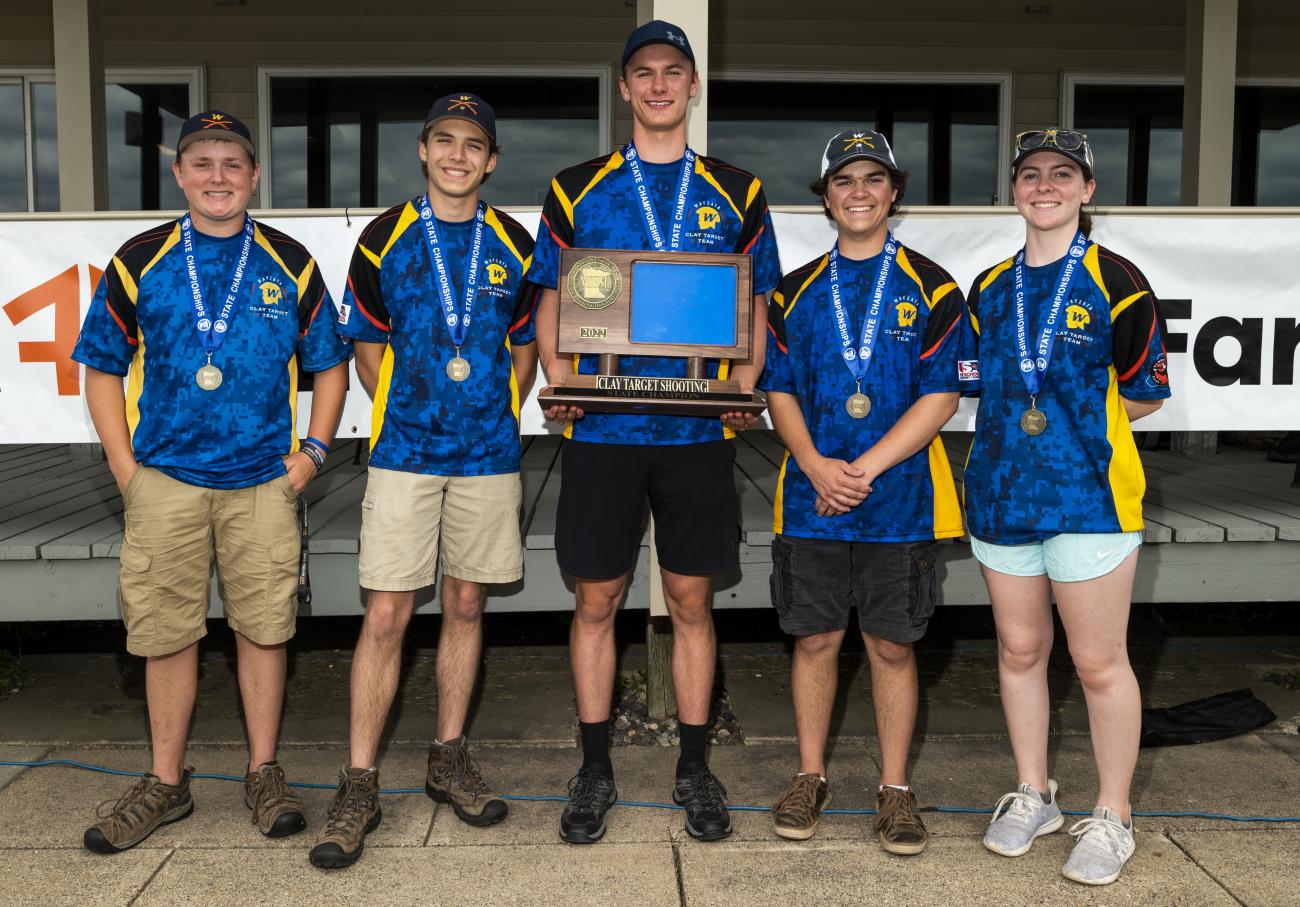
left=308, top=767, right=382, bottom=869
left=771, top=773, right=831, bottom=840
left=426, top=736, right=508, bottom=827
left=875, top=786, right=928, bottom=855
left=244, top=761, right=306, bottom=838
left=84, top=770, right=194, bottom=853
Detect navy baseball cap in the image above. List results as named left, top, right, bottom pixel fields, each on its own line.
left=424, top=93, right=497, bottom=145
left=820, top=130, right=899, bottom=178
left=177, top=110, right=255, bottom=159
left=621, top=19, right=695, bottom=69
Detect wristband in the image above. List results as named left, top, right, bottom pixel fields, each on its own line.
left=298, top=445, right=325, bottom=472
left=303, top=436, right=330, bottom=456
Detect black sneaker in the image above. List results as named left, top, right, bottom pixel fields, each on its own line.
left=673, top=766, right=732, bottom=841
left=559, top=766, right=617, bottom=844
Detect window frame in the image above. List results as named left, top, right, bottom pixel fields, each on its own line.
left=709, top=68, right=1014, bottom=207
left=255, top=64, right=613, bottom=210
left=1064, top=73, right=1300, bottom=206
left=1061, top=72, right=1184, bottom=206
left=0, top=65, right=204, bottom=212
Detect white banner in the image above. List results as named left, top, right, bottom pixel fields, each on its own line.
left=1, top=210, right=1297, bottom=442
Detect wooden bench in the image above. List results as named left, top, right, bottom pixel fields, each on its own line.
left=2, top=433, right=1298, bottom=621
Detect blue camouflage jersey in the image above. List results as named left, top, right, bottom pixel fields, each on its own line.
left=964, top=243, right=1171, bottom=544
left=762, top=245, right=979, bottom=542
left=72, top=219, right=351, bottom=490
left=337, top=200, right=538, bottom=476
left=532, top=149, right=782, bottom=445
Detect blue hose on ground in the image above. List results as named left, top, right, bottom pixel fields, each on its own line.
left=3, top=758, right=1299, bottom=823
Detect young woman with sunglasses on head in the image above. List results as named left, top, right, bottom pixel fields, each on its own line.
left=962, top=129, right=1171, bottom=886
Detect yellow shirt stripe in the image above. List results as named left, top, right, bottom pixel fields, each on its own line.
left=1105, top=365, right=1146, bottom=532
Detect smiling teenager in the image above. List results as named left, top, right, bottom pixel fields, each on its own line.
left=310, top=94, right=539, bottom=870
left=761, top=131, right=978, bottom=851
left=530, top=21, right=782, bottom=844
left=72, top=111, right=351, bottom=853
left=963, top=129, right=1171, bottom=886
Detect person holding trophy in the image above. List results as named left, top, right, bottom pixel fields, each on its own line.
left=530, top=20, right=782, bottom=844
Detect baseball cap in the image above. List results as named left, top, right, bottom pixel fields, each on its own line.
left=423, top=93, right=497, bottom=145
left=621, top=19, right=695, bottom=69
left=177, top=111, right=255, bottom=159
left=820, top=130, right=899, bottom=178
left=1012, top=128, right=1094, bottom=177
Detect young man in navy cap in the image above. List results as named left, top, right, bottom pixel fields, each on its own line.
left=309, top=93, right=538, bottom=869
left=73, top=111, right=351, bottom=853
left=762, top=131, right=978, bottom=850
left=531, top=21, right=782, bottom=844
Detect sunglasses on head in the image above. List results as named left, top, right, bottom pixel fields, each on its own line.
left=1016, top=129, right=1089, bottom=154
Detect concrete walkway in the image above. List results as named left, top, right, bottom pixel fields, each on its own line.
left=1, top=639, right=1297, bottom=906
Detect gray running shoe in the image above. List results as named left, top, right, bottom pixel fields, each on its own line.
left=982, top=779, right=1063, bottom=857
left=1062, top=807, right=1135, bottom=886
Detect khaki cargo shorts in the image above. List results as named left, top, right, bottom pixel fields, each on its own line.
left=358, top=467, right=524, bottom=591
left=117, top=467, right=301, bottom=657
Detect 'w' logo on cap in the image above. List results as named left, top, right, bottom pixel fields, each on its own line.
left=843, top=132, right=875, bottom=151
left=448, top=96, right=479, bottom=115
left=201, top=113, right=233, bottom=130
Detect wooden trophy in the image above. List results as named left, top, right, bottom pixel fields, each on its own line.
left=537, top=248, right=766, bottom=417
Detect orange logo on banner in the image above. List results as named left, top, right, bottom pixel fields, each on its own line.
left=3, top=264, right=102, bottom=396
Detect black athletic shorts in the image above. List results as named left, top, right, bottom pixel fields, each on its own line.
left=769, top=534, right=938, bottom=643
left=556, top=440, right=739, bottom=580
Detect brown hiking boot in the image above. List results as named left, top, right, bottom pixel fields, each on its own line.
left=308, top=767, right=382, bottom=869
left=772, top=773, right=832, bottom=840
left=874, top=786, right=929, bottom=855
left=83, top=770, right=194, bottom=853
left=425, top=736, right=508, bottom=827
left=244, top=761, right=306, bottom=838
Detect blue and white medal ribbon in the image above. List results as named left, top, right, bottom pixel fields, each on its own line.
left=416, top=196, right=486, bottom=382
left=180, top=213, right=255, bottom=391
left=623, top=143, right=696, bottom=251
left=828, top=234, right=898, bottom=419
left=1012, top=229, right=1088, bottom=434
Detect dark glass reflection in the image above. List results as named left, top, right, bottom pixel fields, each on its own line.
left=107, top=83, right=190, bottom=210
left=31, top=82, right=59, bottom=211
left=1234, top=86, right=1300, bottom=206
left=1073, top=84, right=1183, bottom=205
left=0, top=83, right=26, bottom=212
left=268, top=75, right=600, bottom=208
left=708, top=82, right=1001, bottom=205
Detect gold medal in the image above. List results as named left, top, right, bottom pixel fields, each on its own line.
left=446, top=356, right=471, bottom=382
left=196, top=363, right=223, bottom=391
left=846, top=392, right=871, bottom=419
left=1020, top=406, right=1047, bottom=436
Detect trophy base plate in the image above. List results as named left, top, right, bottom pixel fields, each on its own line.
left=538, top=374, right=767, bottom=417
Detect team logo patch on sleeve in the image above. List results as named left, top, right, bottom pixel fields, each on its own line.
left=958, top=360, right=981, bottom=381
left=1147, top=354, right=1169, bottom=387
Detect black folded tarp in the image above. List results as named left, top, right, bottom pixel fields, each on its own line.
left=1140, top=688, right=1277, bottom=748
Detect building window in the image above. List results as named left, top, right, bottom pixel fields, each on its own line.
left=1233, top=85, right=1300, bottom=206
left=263, top=71, right=606, bottom=209
left=0, top=69, right=200, bottom=212
left=1070, top=82, right=1183, bottom=206
left=708, top=78, right=1006, bottom=206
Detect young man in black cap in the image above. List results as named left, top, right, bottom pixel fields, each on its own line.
left=531, top=21, right=782, bottom=844
left=762, top=130, right=977, bottom=851
left=309, top=93, right=538, bottom=870
left=73, top=111, right=351, bottom=853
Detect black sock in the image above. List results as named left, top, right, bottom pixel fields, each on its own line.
left=579, top=719, right=613, bottom=775
left=676, top=722, right=709, bottom=776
